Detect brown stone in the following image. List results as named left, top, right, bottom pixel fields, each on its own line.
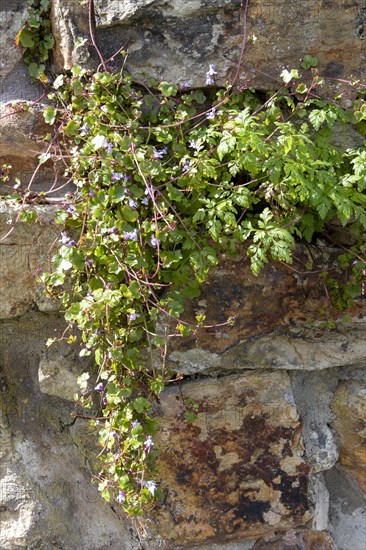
left=143, top=371, right=311, bottom=548
left=331, top=380, right=366, bottom=492
left=0, top=204, right=59, bottom=318
left=164, top=251, right=366, bottom=375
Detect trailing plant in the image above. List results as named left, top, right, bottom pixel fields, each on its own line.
left=15, top=0, right=53, bottom=80
left=26, top=62, right=365, bottom=515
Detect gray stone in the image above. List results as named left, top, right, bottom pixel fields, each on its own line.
left=325, top=467, right=366, bottom=550
left=168, top=326, right=366, bottom=375
left=0, top=0, right=27, bottom=79
left=51, top=0, right=93, bottom=72
left=290, top=369, right=340, bottom=473
left=38, top=350, right=83, bottom=402
left=0, top=313, right=138, bottom=550
left=93, top=0, right=366, bottom=90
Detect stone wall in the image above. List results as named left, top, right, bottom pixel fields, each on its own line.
left=0, top=1, right=365, bottom=549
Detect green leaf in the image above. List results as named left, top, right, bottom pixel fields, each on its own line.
left=280, top=68, right=299, bottom=84
left=158, top=82, right=178, bottom=97
left=64, top=120, right=80, bottom=136
left=28, top=62, right=44, bottom=79
left=43, top=106, right=57, bottom=125
left=301, top=55, right=318, bottom=69
left=18, top=29, right=35, bottom=48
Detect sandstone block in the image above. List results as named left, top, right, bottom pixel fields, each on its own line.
left=144, top=371, right=311, bottom=548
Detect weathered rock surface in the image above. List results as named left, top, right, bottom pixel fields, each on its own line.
left=325, top=466, right=366, bottom=550
left=0, top=204, right=59, bottom=318
left=331, top=380, right=366, bottom=492
left=0, top=313, right=138, bottom=550
left=0, top=102, right=49, bottom=160
left=1, top=1, right=366, bottom=548
left=145, top=371, right=311, bottom=548
left=49, top=0, right=366, bottom=90
left=51, top=0, right=93, bottom=72
left=251, top=529, right=337, bottom=550
left=0, top=0, right=27, bottom=79
left=166, top=252, right=366, bottom=374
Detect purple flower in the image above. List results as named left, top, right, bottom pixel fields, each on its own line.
left=144, top=435, right=154, bottom=450
left=144, top=480, right=157, bottom=496
left=205, top=64, right=217, bottom=85
left=89, top=189, right=96, bottom=198
left=128, top=198, right=138, bottom=209
left=111, top=172, right=123, bottom=181
left=131, top=420, right=140, bottom=429
left=102, top=138, right=113, bottom=153
left=205, top=107, right=217, bottom=120
left=153, top=146, right=168, bottom=159
left=180, top=81, right=191, bottom=90
left=150, top=235, right=159, bottom=248
left=60, top=231, right=77, bottom=247
left=79, top=123, right=90, bottom=133
left=129, top=312, right=140, bottom=321
left=65, top=204, right=75, bottom=214
left=188, top=139, right=198, bottom=149
left=94, top=382, right=103, bottom=392
left=60, top=231, right=70, bottom=244
left=116, top=490, right=126, bottom=503
left=123, top=229, right=138, bottom=241
left=140, top=196, right=149, bottom=206
left=182, top=159, right=190, bottom=173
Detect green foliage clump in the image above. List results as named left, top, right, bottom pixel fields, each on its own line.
left=16, top=0, right=53, bottom=80
left=35, top=64, right=366, bottom=514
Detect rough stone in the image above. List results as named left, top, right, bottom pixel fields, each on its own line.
left=0, top=0, right=27, bottom=79
left=0, top=102, right=49, bottom=160
left=0, top=313, right=138, bottom=550
left=165, top=253, right=366, bottom=375
left=38, top=348, right=84, bottom=402
left=0, top=204, right=60, bottom=318
left=143, top=371, right=311, bottom=548
left=92, top=0, right=366, bottom=90
left=251, top=529, right=337, bottom=550
left=290, top=370, right=340, bottom=474
left=331, top=380, right=366, bottom=492
left=50, top=0, right=93, bottom=72
left=325, top=466, right=366, bottom=550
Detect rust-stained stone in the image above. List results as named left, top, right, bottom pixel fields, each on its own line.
left=331, top=380, right=366, bottom=492
left=164, top=250, right=366, bottom=374
left=252, top=529, right=337, bottom=550
left=145, top=371, right=311, bottom=548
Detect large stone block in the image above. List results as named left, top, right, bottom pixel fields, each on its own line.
left=165, top=252, right=366, bottom=375
left=92, top=0, right=366, bottom=90
left=144, top=371, right=311, bottom=548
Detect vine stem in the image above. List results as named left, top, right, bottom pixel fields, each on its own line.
left=88, top=0, right=107, bottom=72
left=231, top=0, right=250, bottom=87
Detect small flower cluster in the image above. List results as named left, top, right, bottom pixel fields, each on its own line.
left=205, top=64, right=217, bottom=86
